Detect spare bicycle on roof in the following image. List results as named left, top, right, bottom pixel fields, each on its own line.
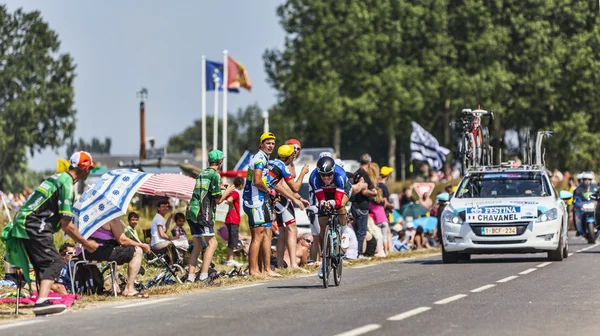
left=451, top=105, right=495, bottom=171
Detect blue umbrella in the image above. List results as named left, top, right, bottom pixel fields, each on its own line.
left=413, top=216, right=438, bottom=233
left=74, top=169, right=151, bottom=239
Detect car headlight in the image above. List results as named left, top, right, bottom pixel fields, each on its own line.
left=441, top=210, right=463, bottom=224
left=537, top=208, right=558, bottom=222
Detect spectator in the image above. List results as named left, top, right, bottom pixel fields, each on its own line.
left=281, top=233, right=313, bottom=267
left=342, top=223, right=359, bottom=260
left=429, top=170, right=439, bottom=183
left=400, top=186, right=415, bottom=208
left=450, top=167, right=460, bottom=180
left=224, top=176, right=244, bottom=267
left=367, top=215, right=386, bottom=257
left=150, top=200, right=175, bottom=263
left=171, top=212, right=190, bottom=262
left=418, top=191, right=433, bottom=210
left=124, top=212, right=140, bottom=242
left=404, top=219, right=416, bottom=247
left=413, top=226, right=431, bottom=249
left=390, top=224, right=410, bottom=252
left=10, top=151, right=99, bottom=315
left=52, top=243, right=76, bottom=295
left=351, top=153, right=377, bottom=259
left=84, top=218, right=150, bottom=297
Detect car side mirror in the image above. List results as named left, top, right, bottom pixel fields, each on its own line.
left=559, top=190, right=573, bottom=200
left=437, top=192, right=450, bottom=202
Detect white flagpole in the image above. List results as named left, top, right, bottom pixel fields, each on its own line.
left=213, top=77, right=220, bottom=151
left=201, top=55, right=207, bottom=170
left=222, top=50, right=229, bottom=172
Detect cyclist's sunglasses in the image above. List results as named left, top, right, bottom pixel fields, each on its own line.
left=320, top=172, right=334, bottom=177
left=303, top=238, right=313, bottom=244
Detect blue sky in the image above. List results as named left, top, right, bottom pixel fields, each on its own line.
left=3, top=0, right=285, bottom=171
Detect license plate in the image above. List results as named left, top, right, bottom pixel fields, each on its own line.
left=481, top=227, right=517, bottom=235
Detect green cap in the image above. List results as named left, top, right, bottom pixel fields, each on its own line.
left=208, top=150, right=224, bottom=163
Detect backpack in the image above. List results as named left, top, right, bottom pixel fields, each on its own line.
left=74, top=264, right=105, bottom=295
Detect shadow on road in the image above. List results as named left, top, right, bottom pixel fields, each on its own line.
left=267, top=285, right=324, bottom=290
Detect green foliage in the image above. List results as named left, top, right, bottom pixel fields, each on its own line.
left=263, top=0, right=600, bottom=173
left=0, top=6, right=76, bottom=189
left=66, top=137, right=112, bottom=157
left=1, top=164, right=52, bottom=194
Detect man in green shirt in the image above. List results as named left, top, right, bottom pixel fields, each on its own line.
left=13, top=151, right=99, bottom=315
left=186, top=150, right=235, bottom=282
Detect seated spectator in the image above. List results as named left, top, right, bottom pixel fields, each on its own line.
left=413, top=226, right=431, bottom=249
left=83, top=218, right=151, bottom=298
left=150, top=200, right=176, bottom=264
left=342, top=224, right=359, bottom=260
left=281, top=233, right=313, bottom=267
left=404, top=219, right=416, bottom=247
left=124, top=212, right=140, bottom=242
left=170, top=212, right=190, bottom=261
left=390, top=224, right=410, bottom=252
left=51, top=243, right=76, bottom=294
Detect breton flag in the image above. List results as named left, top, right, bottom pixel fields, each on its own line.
left=410, top=121, right=450, bottom=172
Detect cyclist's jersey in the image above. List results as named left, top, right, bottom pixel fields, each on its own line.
left=243, top=150, right=270, bottom=208
left=186, top=168, right=222, bottom=222
left=308, top=164, right=348, bottom=208
left=265, top=159, right=293, bottom=189
left=13, top=172, right=75, bottom=237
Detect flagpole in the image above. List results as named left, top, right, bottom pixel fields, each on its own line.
left=213, top=77, right=220, bottom=150
left=201, top=55, right=207, bottom=169
left=222, top=50, right=229, bottom=172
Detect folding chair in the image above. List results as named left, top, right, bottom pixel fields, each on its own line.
left=142, top=229, right=152, bottom=244
left=12, top=267, right=24, bottom=315
left=69, top=246, right=118, bottom=297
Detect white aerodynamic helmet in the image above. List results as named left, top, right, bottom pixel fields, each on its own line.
left=580, top=172, right=595, bottom=180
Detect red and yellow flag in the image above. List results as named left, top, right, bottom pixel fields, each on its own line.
left=227, top=56, right=252, bottom=92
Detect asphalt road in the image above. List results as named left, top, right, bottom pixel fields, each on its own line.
left=3, top=232, right=600, bottom=336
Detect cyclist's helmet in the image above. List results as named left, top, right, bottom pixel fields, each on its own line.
left=316, top=156, right=336, bottom=175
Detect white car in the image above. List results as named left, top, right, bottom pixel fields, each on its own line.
left=439, top=166, right=572, bottom=263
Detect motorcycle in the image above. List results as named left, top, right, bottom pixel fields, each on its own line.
left=578, top=191, right=598, bottom=244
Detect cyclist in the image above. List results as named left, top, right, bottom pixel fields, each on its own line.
left=309, top=156, right=351, bottom=278
left=272, top=144, right=309, bottom=268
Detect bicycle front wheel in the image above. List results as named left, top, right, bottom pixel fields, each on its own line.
left=322, top=228, right=332, bottom=288
left=333, top=227, right=343, bottom=286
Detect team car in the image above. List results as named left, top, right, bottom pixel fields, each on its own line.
left=438, top=164, right=573, bottom=263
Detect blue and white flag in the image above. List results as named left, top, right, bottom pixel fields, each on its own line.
left=410, top=122, right=450, bottom=172
left=233, top=150, right=253, bottom=171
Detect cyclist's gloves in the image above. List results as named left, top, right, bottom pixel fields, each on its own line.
left=319, top=200, right=336, bottom=210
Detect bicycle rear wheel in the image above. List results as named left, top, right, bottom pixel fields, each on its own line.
left=322, top=228, right=332, bottom=288
left=333, top=227, right=343, bottom=286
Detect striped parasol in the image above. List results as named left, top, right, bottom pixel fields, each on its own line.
left=137, top=173, right=196, bottom=200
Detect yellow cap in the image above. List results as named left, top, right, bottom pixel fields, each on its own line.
left=277, top=145, right=295, bottom=158
left=380, top=166, right=394, bottom=177
left=260, top=132, right=276, bottom=143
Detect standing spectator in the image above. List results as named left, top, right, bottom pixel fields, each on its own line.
left=400, top=186, right=415, bottom=208
left=379, top=166, right=394, bottom=251
left=10, top=151, right=99, bottom=315
left=352, top=154, right=378, bottom=259
left=186, top=150, right=235, bottom=282
left=224, top=176, right=244, bottom=267
left=418, top=191, right=433, bottom=211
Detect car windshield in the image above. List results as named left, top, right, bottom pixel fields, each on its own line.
left=456, top=171, right=551, bottom=198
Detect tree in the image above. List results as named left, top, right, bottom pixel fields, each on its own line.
left=0, top=6, right=76, bottom=189
left=66, top=137, right=112, bottom=156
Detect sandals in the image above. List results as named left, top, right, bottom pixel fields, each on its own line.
left=123, top=291, right=149, bottom=299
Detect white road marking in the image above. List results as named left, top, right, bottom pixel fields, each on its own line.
left=333, top=324, right=381, bottom=336
left=576, top=249, right=584, bottom=253
left=497, top=276, right=518, bottom=283
left=470, top=284, right=496, bottom=293
left=434, top=294, right=468, bottom=305
left=116, top=298, right=176, bottom=309
left=579, top=243, right=599, bottom=252
left=221, top=283, right=265, bottom=291
left=0, top=320, right=46, bottom=330
left=519, top=268, right=537, bottom=275
left=536, top=262, right=552, bottom=268
left=387, top=307, right=431, bottom=321
left=568, top=253, right=574, bottom=256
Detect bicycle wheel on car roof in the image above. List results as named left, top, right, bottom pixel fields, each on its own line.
left=322, top=228, right=332, bottom=288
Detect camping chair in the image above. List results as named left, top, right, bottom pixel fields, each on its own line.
left=11, top=266, right=25, bottom=315
left=142, top=229, right=152, bottom=244
left=69, top=246, right=118, bottom=297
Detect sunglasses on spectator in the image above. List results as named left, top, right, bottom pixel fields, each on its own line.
left=303, top=238, right=313, bottom=244
left=65, top=252, right=76, bottom=256
left=320, top=172, right=334, bottom=177
left=294, top=146, right=301, bottom=151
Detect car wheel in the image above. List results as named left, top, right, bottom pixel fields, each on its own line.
left=442, top=245, right=460, bottom=264
left=548, top=231, right=564, bottom=262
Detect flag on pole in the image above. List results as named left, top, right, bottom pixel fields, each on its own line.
left=205, top=60, right=239, bottom=92
left=410, top=121, right=450, bottom=172
left=226, top=56, right=252, bottom=91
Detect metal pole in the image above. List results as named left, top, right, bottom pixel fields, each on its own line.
left=213, top=78, right=220, bottom=150
left=201, top=56, right=207, bottom=169
left=262, top=110, right=269, bottom=133
left=222, top=50, right=229, bottom=171
left=400, top=153, right=406, bottom=181
left=136, top=88, right=148, bottom=161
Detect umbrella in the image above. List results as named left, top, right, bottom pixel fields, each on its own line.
left=137, top=173, right=196, bottom=200
left=399, top=203, right=429, bottom=218
left=74, top=169, right=151, bottom=239
left=413, top=216, right=438, bottom=233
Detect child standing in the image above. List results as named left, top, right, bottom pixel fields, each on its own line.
left=224, top=176, right=244, bottom=267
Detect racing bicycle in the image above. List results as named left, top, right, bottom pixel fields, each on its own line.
left=452, top=107, right=494, bottom=171
left=320, top=206, right=343, bottom=288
